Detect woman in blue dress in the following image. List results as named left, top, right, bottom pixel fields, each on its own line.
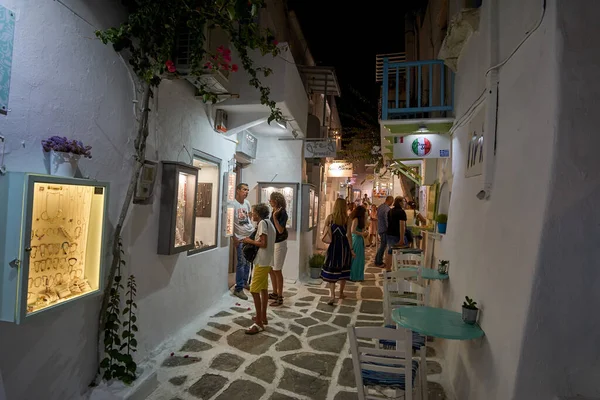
left=321, top=198, right=353, bottom=305
left=350, top=205, right=367, bottom=281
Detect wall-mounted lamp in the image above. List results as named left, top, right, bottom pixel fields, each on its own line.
left=415, top=124, right=429, bottom=133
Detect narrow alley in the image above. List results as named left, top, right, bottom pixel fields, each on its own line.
left=147, top=247, right=447, bottom=400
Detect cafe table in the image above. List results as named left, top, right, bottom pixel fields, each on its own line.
left=392, top=306, right=484, bottom=400
left=397, top=266, right=449, bottom=281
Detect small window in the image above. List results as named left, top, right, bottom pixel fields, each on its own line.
left=188, top=152, right=221, bottom=255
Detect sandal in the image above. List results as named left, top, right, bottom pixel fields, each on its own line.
left=245, top=323, right=264, bottom=335
left=268, top=293, right=278, bottom=300
left=327, top=298, right=336, bottom=306
left=270, top=296, right=284, bottom=307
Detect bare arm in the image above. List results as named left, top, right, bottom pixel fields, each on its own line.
left=322, top=214, right=331, bottom=236
left=351, top=218, right=359, bottom=235
left=347, top=219, right=353, bottom=248
left=272, top=208, right=286, bottom=234
left=399, top=220, right=406, bottom=245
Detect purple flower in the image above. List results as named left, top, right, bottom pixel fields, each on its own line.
left=41, top=135, right=92, bottom=158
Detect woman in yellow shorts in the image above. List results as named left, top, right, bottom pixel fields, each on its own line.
left=241, top=203, right=275, bottom=334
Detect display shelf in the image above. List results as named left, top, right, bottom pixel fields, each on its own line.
left=158, top=161, right=200, bottom=255
left=0, top=172, right=109, bottom=323
left=257, top=182, right=299, bottom=231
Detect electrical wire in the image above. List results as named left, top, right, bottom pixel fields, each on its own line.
left=485, top=0, right=547, bottom=76
left=452, top=0, right=547, bottom=132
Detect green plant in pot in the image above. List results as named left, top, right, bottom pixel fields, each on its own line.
left=308, top=253, right=325, bottom=279
left=437, top=259, right=449, bottom=275
left=462, top=296, right=479, bottom=325
left=435, top=213, right=448, bottom=234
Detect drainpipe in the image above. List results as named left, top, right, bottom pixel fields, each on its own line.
left=477, top=0, right=500, bottom=201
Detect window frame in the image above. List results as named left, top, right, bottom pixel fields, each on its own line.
left=187, top=150, right=222, bottom=256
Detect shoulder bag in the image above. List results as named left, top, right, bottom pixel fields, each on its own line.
left=242, top=229, right=259, bottom=263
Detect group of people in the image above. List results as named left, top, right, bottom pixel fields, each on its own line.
left=231, top=183, right=289, bottom=335
left=320, top=195, right=421, bottom=303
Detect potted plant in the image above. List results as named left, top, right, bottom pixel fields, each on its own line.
left=462, top=296, right=479, bottom=325
left=42, top=135, right=92, bottom=177
left=308, top=253, right=325, bottom=279
left=437, top=259, right=449, bottom=275
left=435, top=213, right=448, bottom=234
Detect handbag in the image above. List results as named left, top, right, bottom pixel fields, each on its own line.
left=242, top=230, right=258, bottom=263
left=321, top=223, right=332, bottom=244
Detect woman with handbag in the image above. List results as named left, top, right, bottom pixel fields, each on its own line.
left=320, top=198, right=353, bottom=305
left=267, top=192, right=288, bottom=307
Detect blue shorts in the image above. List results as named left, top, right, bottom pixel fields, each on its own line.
left=386, top=235, right=400, bottom=254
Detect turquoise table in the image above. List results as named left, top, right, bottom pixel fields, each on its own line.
left=392, top=306, right=484, bottom=340
left=391, top=246, right=423, bottom=254
left=397, top=267, right=449, bottom=280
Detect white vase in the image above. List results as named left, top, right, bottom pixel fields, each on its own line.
left=50, top=150, right=80, bottom=178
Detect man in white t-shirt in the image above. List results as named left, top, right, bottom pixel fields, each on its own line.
left=241, top=203, right=275, bottom=334
left=231, top=183, right=255, bottom=300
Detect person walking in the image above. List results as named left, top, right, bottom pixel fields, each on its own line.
left=374, top=196, right=393, bottom=268
left=349, top=205, right=367, bottom=281
left=231, top=183, right=254, bottom=300
left=384, top=196, right=410, bottom=271
left=320, top=198, right=353, bottom=305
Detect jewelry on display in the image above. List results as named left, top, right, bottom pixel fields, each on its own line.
left=74, top=226, right=81, bottom=239
left=34, top=229, right=45, bottom=241
left=68, top=258, right=77, bottom=267
left=61, top=241, right=69, bottom=255
left=33, top=277, right=42, bottom=287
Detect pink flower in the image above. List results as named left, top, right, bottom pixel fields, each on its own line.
left=165, top=60, right=176, bottom=73
left=204, top=62, right=213, bottom=69
left=170, top=352, right=174, bottom=356
left=223, top=53, right=232, bottom=63
left=273, top=40, right=279, bottom=46
left=231, top=64, right=239, bottom=72
left=217, top=45, right=224, bottom=54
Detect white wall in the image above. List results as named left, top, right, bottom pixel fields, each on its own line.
left=512, top=2, right=600, bottom=399
left=0, top=1, right=236, bottom=399
left=433, top=0, right=558, bottom=399
left=242, top=136, right=304, bottom=280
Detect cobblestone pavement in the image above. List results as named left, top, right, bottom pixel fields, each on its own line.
left=147, top=246, right=447, bottom=400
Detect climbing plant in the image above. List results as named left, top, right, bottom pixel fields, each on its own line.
left=100, top=238, right=138, bottom=384
left=94, top=0, right=284, bottom=384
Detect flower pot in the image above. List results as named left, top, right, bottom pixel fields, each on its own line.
left=462, top=307, right=478, bottom=325
left=437, top=264, right=449, bottom=275
left=309, top=267, right=321, bottom=279
left=437, top=222, right=447, bottom=234
left=50, top=150, right=80, bottom=177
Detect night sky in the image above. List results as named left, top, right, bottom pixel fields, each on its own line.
left=288, top=1, right=408, bottom=129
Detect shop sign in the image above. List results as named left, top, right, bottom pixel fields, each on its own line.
left=226, top=172, right=236, bottom=202
left=304, top=140, right=336, bottom=158
left=236, top=130, right=258, bottom=159
left=393, top=134, right=450, bottom=160
left=327, top=161, right=353, bottom=178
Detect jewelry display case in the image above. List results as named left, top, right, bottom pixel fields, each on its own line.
left=257, top=182, right=299, bottom=231
left=158, top=161, right=200, bottom=255
left=0, top=172, right=109, bottom=323
left=301, top=184, right=316, bottom=232
left=189, top=152, right=221, bottom=254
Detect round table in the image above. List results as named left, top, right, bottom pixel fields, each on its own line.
left=397, top=267, right=449, bottom=280
left=392, top=306, right=484, bottom=340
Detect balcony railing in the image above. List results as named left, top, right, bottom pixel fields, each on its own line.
left=381, top=59, right=454, bottom=120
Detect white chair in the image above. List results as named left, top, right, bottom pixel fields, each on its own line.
left=392, top=252, right=423, bottom=270
left=383, top=270, right=429, bottom=326
left=348, top=325, right=423, bottom=400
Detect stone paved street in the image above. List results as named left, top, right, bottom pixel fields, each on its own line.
left=147, top=246, right=448, bottom=400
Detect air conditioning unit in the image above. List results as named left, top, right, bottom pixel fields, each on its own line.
left=215, top=109, right=228, bottom=133
left=174, top=27, right=230, bottom=94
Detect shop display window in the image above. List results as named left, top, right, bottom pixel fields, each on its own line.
left=257, top=182, right=298, bottom=230
left=189, top=152, right=221, bottom=254
left=158, top=162, right=199, bottom=255
left=0, top=173, right=109, bottom=323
